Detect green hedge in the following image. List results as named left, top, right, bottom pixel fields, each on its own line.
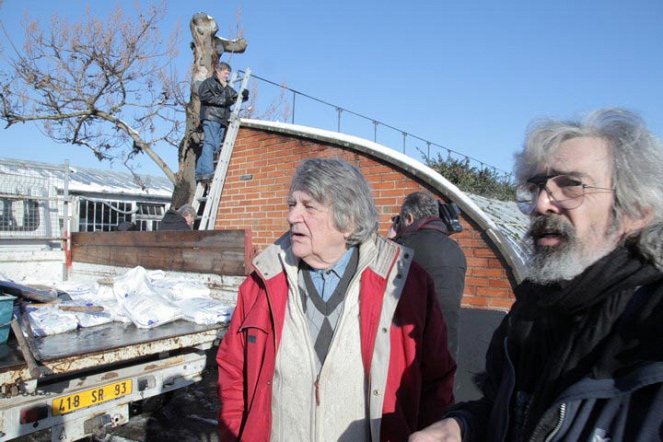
left=425, top=154, right=515, bottom=201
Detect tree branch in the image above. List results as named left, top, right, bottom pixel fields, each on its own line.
left=95, top=109, right=177, bottom=184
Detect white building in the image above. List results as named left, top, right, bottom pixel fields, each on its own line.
left=0, top=157, right=173, bottom=281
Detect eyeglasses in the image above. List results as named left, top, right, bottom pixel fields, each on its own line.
left=515, top=174, right=614, bottom=214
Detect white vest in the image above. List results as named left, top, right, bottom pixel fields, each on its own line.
left=270, top=260, right=368, bottom=442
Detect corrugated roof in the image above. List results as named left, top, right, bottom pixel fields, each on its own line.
left=0, top=157, right=173, bottom=198
left=466, top=193, right=531, bottom=275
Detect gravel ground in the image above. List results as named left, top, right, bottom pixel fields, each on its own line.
left=106, top=349, right=221, bottom=442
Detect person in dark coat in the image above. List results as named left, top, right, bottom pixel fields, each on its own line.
left=195, top=62, right=248, bottom=183
left=393, top=191, right=467, bottom=361
left=159, top=204, right=196, bottom=231
left=116, top=221, right=138, bottom=231
left=410, top=108, right=663, bottom=442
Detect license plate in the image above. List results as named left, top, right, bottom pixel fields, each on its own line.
left=52, top=379, right=133, bottom=416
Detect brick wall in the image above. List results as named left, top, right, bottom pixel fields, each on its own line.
left=215, top=126, right=516, bottom=310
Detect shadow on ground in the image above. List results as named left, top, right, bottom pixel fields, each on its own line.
left=112, top=350, right=221, bottom=442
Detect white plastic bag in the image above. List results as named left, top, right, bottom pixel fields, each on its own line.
left=95, top=299, right=132, bottom=323
left=150, top=277, right=212, bottom=301
left=53, top=281, right=98, bottom=300
left=174, top=298, right=234, bottom=325
left=112, top=266, right=182, bottom=328
left=59, top=301, right=114, bottom=328
left=25, top=306, right=78, bottom=337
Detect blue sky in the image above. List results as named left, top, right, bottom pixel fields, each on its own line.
left=1, top=0, right=662, bottom=178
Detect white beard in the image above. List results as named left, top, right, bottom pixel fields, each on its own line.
left=525, top=215, right=620, bottom=284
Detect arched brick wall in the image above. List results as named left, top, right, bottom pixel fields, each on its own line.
left=215, top=126, right=516, bottom=310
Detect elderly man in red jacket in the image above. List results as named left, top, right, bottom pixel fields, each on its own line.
left=216, top=158, right=456, bottom=441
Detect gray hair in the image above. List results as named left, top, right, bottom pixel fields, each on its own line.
left=177, top=204, right=197, bottom=220
left=514, top=108, right=663, bottom=269
left=289, top=158, right=379, bottom=245
left=399, top=191, right=438, bottom=229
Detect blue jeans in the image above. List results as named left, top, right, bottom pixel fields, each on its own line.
left=196, top=120, right=226, bottom=177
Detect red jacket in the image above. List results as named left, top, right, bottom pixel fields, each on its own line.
left=216, top=235, right=456, bottom=441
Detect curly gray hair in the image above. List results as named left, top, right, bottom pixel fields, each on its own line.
left=514, top=108, right=663, bottom=270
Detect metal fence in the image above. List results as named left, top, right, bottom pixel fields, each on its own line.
left=239, top=70, right=512, bottom=182
left=0, top=159, right=170, bottom=239
left=0, top=164, right=67, bottom=240
left=74, top=197, right=166, bottom=232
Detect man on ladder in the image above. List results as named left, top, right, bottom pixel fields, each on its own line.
left=193, top=66, right=252, bottom=231
left=195, top=61, right=249, bottom=183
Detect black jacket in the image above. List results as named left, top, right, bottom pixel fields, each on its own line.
left=198, top=76, right=238, bottom=126
left=396, top=217, right=467, bottom=360
left=158, top=209, right=191, bottom=231
left=446, top=247, right=663, bottom=441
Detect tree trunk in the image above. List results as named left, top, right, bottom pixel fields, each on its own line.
left=173, top=12, right=247, bottom=207
left=172, top=104, right=201, bottom=208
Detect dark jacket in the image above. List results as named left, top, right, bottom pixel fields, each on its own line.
left=158, top=209, right=190, bottom=231
left=395, top=217, right=466, bottom=360
left=446, top=247, right=663, bottom=441
left=198, top=76, right=238, bottom=126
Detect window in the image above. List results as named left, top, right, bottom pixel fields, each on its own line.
left=0, top=198, right=40, bottom=231
left=78, top=199, right=133, bottom=232
left=77, top=199, right=167, bottom=232
left=135, top=203, right=166, bottom=231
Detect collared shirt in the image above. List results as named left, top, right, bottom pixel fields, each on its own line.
left=307, top=247, right=356, bottom=302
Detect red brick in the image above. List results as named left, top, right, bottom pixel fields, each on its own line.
left=489, top=298, right=515, bottom=310
left=478, top=287, right=512, bottom=298
left=473, top=248, right=498, bottom=258
left=217, top=126, right=518, bottom=305
left=463, top=296, right=490, bottom=307
left=466, top=257, right=490, bottom=268
left=489, top=279, right=513, bottom=289
left=469, top=267, right=506, bottom=278
left=465, top=277, right=491, bottom=288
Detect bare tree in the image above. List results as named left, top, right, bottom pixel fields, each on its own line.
left=0, top=4, right=247, bottom=205
left=0, top=3, right=184, bottom=185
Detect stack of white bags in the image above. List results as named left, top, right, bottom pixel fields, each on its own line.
left=25, top=266, right=234, bottom=337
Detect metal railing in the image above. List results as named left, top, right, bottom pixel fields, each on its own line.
left=240, top=70, right=512, bottom=182
left=0, top=162, right=68, bottom=240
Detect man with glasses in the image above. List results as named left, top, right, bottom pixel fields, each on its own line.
left=410, top=108, right=663, bottom=442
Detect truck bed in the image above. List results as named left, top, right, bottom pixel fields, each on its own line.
left=1, top=318, right=227, bottom=395
left=0, top=229, right=247, bottom=440
left=32, top=318, right=222, bottom=362
left=0, top=318, right=227, bottom=441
